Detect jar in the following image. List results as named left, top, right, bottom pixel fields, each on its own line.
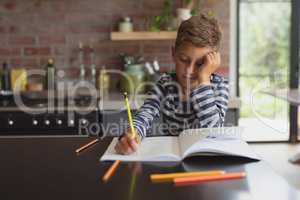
left=118, top=17, right=133, bottom=32
left=121, top=64, right=146, bottom=94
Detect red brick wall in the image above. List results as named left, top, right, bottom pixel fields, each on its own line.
left=0, top=0, right=230, bottom=86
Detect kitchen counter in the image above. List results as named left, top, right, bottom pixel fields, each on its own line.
left=99, top=93, right=241, bottom=110
left=0, top=105, right=99, bottom=112
left=0, top=92, right=240, bottom=112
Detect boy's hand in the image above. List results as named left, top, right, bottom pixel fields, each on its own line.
left=114, top=131, right=139, bottom=155
left=198, top=51, right=221, bottom=84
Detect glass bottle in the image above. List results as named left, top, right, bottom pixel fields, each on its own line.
left=44, top=59, right=55, bottom=90
left=2, top=62, right=11, bottom=91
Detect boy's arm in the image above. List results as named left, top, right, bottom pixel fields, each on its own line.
left=131, top=79, right=166, bottom=138
left=190, top=76, right=229, bottom=128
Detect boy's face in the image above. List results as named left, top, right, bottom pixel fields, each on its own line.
left=172, top=41, right=213, bottom=91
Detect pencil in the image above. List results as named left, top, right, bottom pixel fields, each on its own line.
left=174, top=172, right=246, bottom=186
left=150, top=170, right=225, bottom=183
left=75, top=139, right=99, bottom=153
left=102, top=160, right=121, bottom=182
left=123, top=92, right=136, bottom=139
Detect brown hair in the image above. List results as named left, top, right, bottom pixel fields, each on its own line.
left=175, top=14, right=222, bottom=50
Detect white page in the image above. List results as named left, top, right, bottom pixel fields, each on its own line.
left=178, top=129, right=208, bottom=157
left=100, top=136, right=181, bottom=162
left=179, top=127, right=244, bottom=155
left=178, top=127, right=259, bottom=160
left=181, top=137, right=260, bottom=160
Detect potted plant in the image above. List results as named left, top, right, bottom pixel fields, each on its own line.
left=176, top=0, right=199, bottom=22
left=146, top=0, right=176, bottom=31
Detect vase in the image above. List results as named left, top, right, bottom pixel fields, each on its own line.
left=176, top=8, right=192, bottom=23
left=121, top=64, right=146, bottom=94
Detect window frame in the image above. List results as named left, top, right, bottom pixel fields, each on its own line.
left=234, top=0, right=300, bottom=142
left=289, top=0, right=300, bottom=143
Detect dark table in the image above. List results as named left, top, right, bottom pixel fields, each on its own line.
left=0, top=137, right=299, bottom=200
left=264, top=89, right=300, bottom=162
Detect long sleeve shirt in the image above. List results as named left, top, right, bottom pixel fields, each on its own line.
left=132, top=73, right=229, bottom=138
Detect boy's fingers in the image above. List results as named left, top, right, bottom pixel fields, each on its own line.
left=125, top=138, right=137, bottom=154
left=128, top=138, right=138, bottom=151
left=118, top=142, right=130, bottom=155
left=207, top=53, right=213, bottom=64
left=125, top=133, right=139, bottom=149
left=120, top=136, right=134, bottom=154
left=216, top=53, right=221, bottom=63
left=115, top=133, right=139, bottom=155
left=213, top=52, right=220, bottom=61
left=120, top=137, right=130, bottom=148
left=212, top=52, right=217, bottom=61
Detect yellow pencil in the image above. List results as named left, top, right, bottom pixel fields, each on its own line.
left=150, top=170, right=226, bottom=183
left=123, top=92, right=137, bottom=140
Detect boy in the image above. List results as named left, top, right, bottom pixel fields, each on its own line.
left=115, top=14, right=229, bottom=155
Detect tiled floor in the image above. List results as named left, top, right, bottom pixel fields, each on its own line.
left=250, top=143, right=300, bottom=189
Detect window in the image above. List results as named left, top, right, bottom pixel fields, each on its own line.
left=238, top=0, right=291, bottom=141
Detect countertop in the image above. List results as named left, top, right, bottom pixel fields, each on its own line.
left=0, top=92, right=241, bottom=112
left=99, top=93, right=241, bottom=110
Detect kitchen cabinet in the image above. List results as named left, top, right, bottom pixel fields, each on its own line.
left=0, top=110, right=100, bottom=136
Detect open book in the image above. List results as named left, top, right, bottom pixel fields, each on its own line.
left=100, top=127, right=260, bottom=162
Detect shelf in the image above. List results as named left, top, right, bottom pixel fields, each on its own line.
left=110, top=31, right=177, bottom=41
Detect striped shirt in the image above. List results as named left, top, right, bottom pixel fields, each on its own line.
left=132, top=73, right=229, bottom=138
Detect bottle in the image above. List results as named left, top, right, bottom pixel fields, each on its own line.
left=2, top=62, right=11, bottom=91
left=89, top=44, right=96, bottom=87
left=44, top=59, right=55, bottom=90
left=78, top=42, right=85, bottom=81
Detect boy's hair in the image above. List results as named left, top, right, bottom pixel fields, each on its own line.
left=175, top=14, right=222, bottom=50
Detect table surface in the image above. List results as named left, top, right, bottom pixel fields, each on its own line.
left=264, top=89, right=300, bottom=161
left=0, top=137, right=299, bottom=200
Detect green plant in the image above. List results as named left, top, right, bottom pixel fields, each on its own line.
left=147, top=16, right=163, bottom=32
left=182, top=0, right=201, bottom=16
left=146, top=0, right=174, bottom=31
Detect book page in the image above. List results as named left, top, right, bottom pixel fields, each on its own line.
left=100, top=136, right=181, bottom=162
left=178, top=127, right=259, bottom=160
left=182, top=137, right=259, bottom=160
left=178, top=128, right=210, bottom=156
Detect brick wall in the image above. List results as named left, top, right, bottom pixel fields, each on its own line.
left=0, top=0, right=230, bottom=88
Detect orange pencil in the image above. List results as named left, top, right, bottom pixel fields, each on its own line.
left=174, top=172, right=246, bottom=186
left=75, top=139, right=99, bottom=153
left=150, top=170, right=225, bottom=183
left=102, top=160, right=121, bottom=182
